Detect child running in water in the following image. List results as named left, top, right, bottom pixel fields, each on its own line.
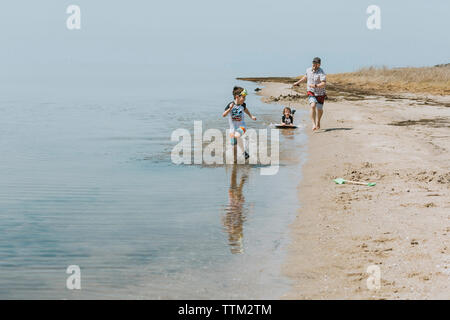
left=281, top=107, right=295, bottom=126
left=222, top=86, right=257, bottom=159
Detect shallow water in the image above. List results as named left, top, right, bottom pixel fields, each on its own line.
left=0, top=76, right=307, bottom=299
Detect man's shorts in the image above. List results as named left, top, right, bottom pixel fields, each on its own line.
left=308, top=95, right=325, bottom=110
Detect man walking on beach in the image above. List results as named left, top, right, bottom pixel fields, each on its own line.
left=293, top=57, right=327, bottom=130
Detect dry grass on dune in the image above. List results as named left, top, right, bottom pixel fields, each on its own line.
left=328, top=65, right=450, bottom=95
left=239, top=64, right=450, bottom=96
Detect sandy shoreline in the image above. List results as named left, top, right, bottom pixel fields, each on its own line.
left=257, top=82, right=449, bottom=299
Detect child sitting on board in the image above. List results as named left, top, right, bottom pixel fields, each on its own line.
left=222, top=86, right=257, bottom=159
left=281, top=107, right=295, bottom=126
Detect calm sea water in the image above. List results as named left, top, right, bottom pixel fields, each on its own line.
left=0, top=73, right=308, bottom=299
left=1, top=0, right=448, bottom=300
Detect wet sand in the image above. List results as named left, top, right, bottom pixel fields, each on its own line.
left=257, top=82, right=450, bottom=299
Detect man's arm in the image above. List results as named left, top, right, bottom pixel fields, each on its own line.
left=293, top=75, right=307, bottom=86
left=244, top=108, right=256, bottom=120
left=310, top=80, right=326, bottom=89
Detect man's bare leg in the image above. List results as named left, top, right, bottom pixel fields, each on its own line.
left=316, top=108, right=323, bottom=130
left=310, top=103, right=317, bottom=130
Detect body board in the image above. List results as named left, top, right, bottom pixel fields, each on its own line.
left=275, top=124, right=297, bottom=129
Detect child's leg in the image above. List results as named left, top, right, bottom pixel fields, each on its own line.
left=235, top=126, right=249, bottom=161
left=242, top=132, right=248, bottom=152
left=234, top=126, right=246, bottom=138
left=229, top=129, right=237, bottom=145
left=236, top=136, right=245, bottom=162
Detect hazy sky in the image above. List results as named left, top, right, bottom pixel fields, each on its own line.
left=1, top=0, right=448, bottom=97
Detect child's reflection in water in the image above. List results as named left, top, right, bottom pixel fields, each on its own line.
left=222, top=165, right=249, bottom=254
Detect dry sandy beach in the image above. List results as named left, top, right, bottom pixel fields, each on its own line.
left=256, top=81, right=449, bottom=299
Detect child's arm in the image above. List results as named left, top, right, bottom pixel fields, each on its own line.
left=222, top=103, right=234, bottom=117
left=244, top=108, right=256, bottom=120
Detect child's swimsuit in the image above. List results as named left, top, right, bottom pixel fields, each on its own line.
left=225, top=102, right=247, bottom=131
left=282, top=115, right=293, bottom=125
left=225, top=102, right=247, bottom=145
